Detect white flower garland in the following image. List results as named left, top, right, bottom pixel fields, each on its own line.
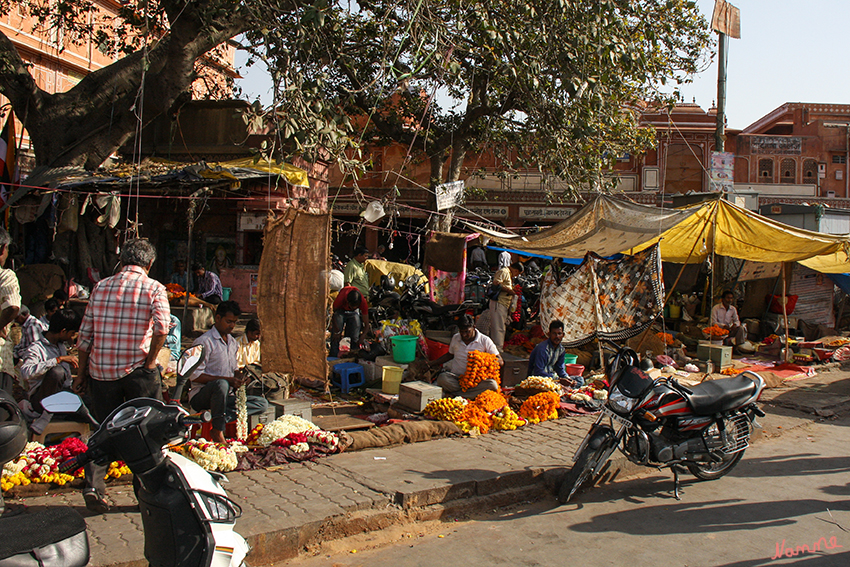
left=172, top=440, right=246, bottom=472
left=257, top=415, right=319, bottom=447
left=235, top=385, right=248, bottom=441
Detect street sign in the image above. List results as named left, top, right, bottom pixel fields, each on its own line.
left=711, top=0, right=741, bottom=38
left=435, top=181, right=464, bottom=211
left=710, top=152, right=735, bottom=192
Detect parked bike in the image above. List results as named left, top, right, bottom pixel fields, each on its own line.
left=558, top=345, right=765, bottom=503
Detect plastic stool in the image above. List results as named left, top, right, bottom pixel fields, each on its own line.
left=331, top=362, right=366, bottom=393
left=31, top=420, right=90, bottom=444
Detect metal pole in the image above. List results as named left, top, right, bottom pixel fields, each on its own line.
left=845, top=126, right=848, bottom=197
left=715, top=32, right=727, bottom=153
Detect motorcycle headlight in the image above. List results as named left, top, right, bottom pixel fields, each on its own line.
left=195, top=491, right=242, bottom=523
left=608, top=387, right=637, bottom=413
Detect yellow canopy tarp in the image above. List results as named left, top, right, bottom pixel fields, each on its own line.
left=630, top=197, right=850, bottom=264
left=365, top=260, right=429, bottom=293
left=212, top=157, right=310, bottom=188
left=799, top=246, right=850, bottom=274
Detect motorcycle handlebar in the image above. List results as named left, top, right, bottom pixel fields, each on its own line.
left=57, top=452, right=91, bottom=474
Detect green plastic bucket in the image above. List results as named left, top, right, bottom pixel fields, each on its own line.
left=391, top=335, right=418, bottom=364
left=222, top=287, right=232, bottom=301
left=564, top=354, right=578, bottom=365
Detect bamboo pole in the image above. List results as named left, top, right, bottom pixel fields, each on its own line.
left=781, top=262, right=791, bottom=363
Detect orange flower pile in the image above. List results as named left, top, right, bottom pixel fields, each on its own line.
left=458, top=351, right=501, bottom=391
left=471, top=390, right=508, bottom=413
left=720, top=367, right=741, bottom=376
left=656, top=332, right=675, bottom=345
left=703, top=325, right=729, bottom=338
left=456, top=404, right=493, bottom=434
left=518, top=391, right=561, bottom=424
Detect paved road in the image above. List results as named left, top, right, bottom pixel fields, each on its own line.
left=287, top=417, right=850, bottom=567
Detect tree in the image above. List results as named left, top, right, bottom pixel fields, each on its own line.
left=302, top=0, right=712, bottom=224
left=0, top=0, right=429, bottom=170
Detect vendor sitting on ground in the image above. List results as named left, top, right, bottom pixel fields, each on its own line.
left=237, top=318, right=261, bottom=368
left=710, top=289, right=747, bottom=349
left=14, top=305, right=47, bottom=361
left=330, top=286, right=371, bottom=357
left=428, top=314, right=503, bottom=399
left=19, top=308, right=81, bottom=433
left=527, top=320, right=583, bottom=386
left=192, top=262, right=223, bottom=305
left=187, top=301, right=268, bottom=443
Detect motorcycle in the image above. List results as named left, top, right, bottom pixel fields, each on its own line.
left=55, top=345, right=250, bottom=567
left=558, top=345, right=765, bottom=503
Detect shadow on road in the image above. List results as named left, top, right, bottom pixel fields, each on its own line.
left=729, top=453, right=850, bottom=478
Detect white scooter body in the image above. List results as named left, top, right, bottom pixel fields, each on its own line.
left=166, top=452, right=249, bottom=567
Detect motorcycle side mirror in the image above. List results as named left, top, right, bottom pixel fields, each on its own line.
left=40, top=391, right=82, bottom=413
left=178, top=345, right=205, bottom=379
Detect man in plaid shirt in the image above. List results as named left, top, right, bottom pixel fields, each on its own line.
left=0, top=227, right=21, bottom=395
left=75, top=238, right=171, bottom=513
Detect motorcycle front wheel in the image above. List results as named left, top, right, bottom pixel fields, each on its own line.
left=686, top=414, right=749, bottom=480
left=558, top=441, right=612, bottom=503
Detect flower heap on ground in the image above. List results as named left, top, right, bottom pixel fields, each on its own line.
left=169, top=440, right=247, bottom=472
left=247, top=415, right=340, bottom=454
left=459, top=351, right=501, bottom=391
left=517, top=376, right=563, bottom=393
left=703, top=325, right=729, bottom=338
left=1, top=438, right=131, bottom=491
left=424, top=390, right=526, bottom=434
left=656, top=332, right=675, bottom=345
left=518, top=391, right=561, bottom=424
left=565, top=384, right=608, bottom=402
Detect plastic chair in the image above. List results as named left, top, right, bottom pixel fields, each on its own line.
left=31, top=420, right=90, bottom=445
left=331, top=362, right=366, bottom=393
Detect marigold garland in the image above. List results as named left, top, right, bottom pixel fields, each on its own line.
left=455, top=404, right=493, bottom=434
left=656, top=332, right=675, bottom=345
left=703, top=325, right=729, bottom=338
left=491, top=407, right=526, bottom=431
left=518, top=391, right=561, bottom=424
left=423, top=397, right=467, bottom=421
left=458, top=351, right=501, bottom=391
left=471, top=390, right=508, bottom=413
left=235, top=385, right=248, bottom=441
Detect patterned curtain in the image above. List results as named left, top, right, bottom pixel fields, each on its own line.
left=540, top=244, right=664, bottom=347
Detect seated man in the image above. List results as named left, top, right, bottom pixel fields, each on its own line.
left=237, top=318, right=261, bottom=369
left=192, top=262, right=223, bottom=305
left=169, top=259, right=190, bottom=291
left=14, top=305, right=47, bottom=361
left=19, top=309, right=81, bottom=433
left=187, top=301, right=268, bottom=443
left=527, top=319, right=583, bottom=386
left=428, top=314, right=503, bottom=399
left=330, top=287, right=370, bottom=357
left=711, top=289, right=747, bottom=349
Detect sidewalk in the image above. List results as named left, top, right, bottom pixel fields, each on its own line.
left=12, top=368, right=848, bottom=567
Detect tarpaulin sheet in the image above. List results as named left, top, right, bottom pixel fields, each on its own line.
left=364, top=260, right=428, bottom=292
left=540, top=244, right=664, bottom=347
left=464, top=194, right=695, bottom=258
left=631, top=197, right=850, bottom=264
left=259, top=209, right=330, bottom=381
left=800, top=245, right=850, bottom=274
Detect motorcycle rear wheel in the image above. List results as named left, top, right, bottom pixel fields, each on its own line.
left=558, top=442, right=610, bottom=503
left=686, top=414, right=748, bottom=480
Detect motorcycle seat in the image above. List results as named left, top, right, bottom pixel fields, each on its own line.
left=682, top=374, right=759, bottom=416
left=0, top=507, right=89, bottom=565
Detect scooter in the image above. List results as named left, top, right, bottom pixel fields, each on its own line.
left=558, top=345, right=765, bottom=503
left=55, top=345, right=249, bottom=566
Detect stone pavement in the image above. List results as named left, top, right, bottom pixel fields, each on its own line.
left=9, top=366, right=849, bottom=566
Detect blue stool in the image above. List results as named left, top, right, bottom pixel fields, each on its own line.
left=331, top=362, right=366, bottom=393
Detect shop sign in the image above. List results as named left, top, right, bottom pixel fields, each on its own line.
left=331, top=202, right=361, bottom=215
left=465, top=205, right=508, bottom=219
left=750, top=136, right=802, bottom=155
left=518, top=206, right=575, bottom=220
left=435, top=180, right=464, bottom=211
left=238, top=212, right=267, bottom=232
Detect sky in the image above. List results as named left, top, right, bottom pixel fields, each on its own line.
left=234, top=0, right=848, bottom=132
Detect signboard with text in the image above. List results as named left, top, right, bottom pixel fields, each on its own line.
left=464, top=205, right=508, bottom=219
left=518, top=206, right=576, bottom=221
left=710, top=152, right=735, bottom=192
left=435, top=181, right=464, bottom=211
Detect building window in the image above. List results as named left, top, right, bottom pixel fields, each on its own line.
left=780, top=158, right=796, bottom=183
left=832, top=154, right=846, bottom=164
left=758, top=158, right=773, bottom=182
left=802, top=159, right=818, bottom=183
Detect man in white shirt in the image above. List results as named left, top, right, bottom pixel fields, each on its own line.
left=497, top=249, right=511, bottom=270
left=188, top=301, right=268, bottom=443
left=428, top=315, right=503, bottom=399
left=710, top=289, right=747, bottom=348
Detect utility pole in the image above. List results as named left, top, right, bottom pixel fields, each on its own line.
left=710, top=1, right=740, bottom=192
left=715, top=31, right=727, bottom=152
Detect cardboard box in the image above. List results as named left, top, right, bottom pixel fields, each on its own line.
left=397, top=381, right=443, bottom=412
left=248, top=406, right=277, bottom=430
left=501, top=353, right=529, bottom=387
left=696, top=342, right=732, bottom=368
left=268, top=399, right=313, bottom=423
